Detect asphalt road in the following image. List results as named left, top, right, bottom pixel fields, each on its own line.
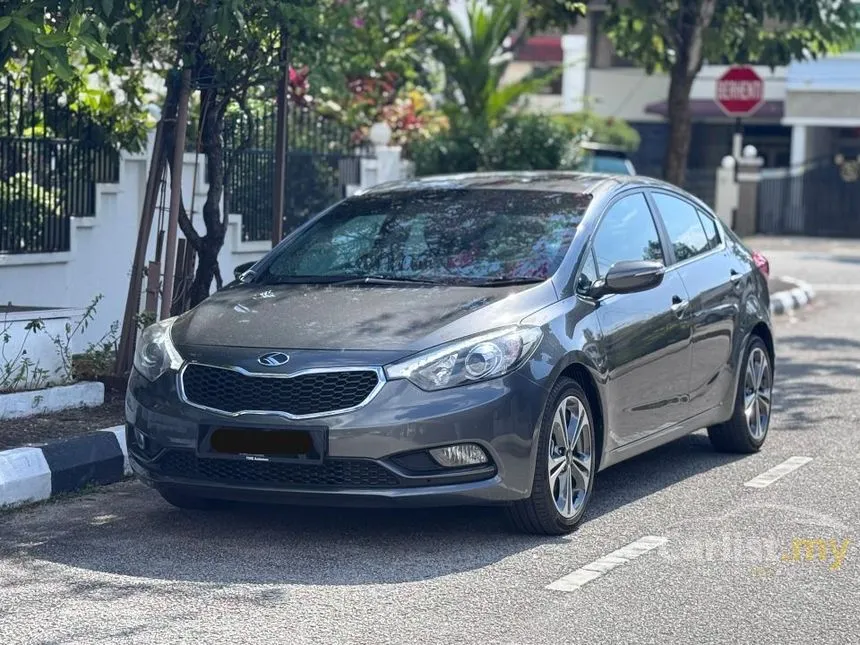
left=2, top=237, right=860, bottom=645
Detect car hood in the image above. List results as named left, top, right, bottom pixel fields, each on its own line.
left=171, top=281, right=558, bottom=355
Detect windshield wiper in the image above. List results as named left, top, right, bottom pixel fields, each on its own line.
left=468, top=277, right=548, bottom=287
left=329, top=275, right=447, bottom=286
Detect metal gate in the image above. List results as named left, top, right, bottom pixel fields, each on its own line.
left=758, top=156, right=860, bottom=237
left=222, top=107, right=373, bottom=242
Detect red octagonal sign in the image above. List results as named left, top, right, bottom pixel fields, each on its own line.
left=716, top=66, right=765, bottom=118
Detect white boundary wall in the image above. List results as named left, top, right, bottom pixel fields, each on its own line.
left=0, top=132, right=406, bottom=348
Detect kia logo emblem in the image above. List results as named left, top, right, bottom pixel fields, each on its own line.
left=258, top=352, right=290, bottom=367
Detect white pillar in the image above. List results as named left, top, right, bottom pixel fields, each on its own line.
left=714, top=156, right=738, bottom=228
left=790, top=125, right=807, bottom=167
left=375, top=146, right=405, bottom=183
left=561, top=34, right=588, bottom=113
left=788, top=125, right=808, bottom=229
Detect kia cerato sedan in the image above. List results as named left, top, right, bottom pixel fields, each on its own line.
left=126, top=171, right=775, bottom=535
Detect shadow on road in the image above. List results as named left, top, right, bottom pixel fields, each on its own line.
left=1, top=432, right=745, bottom=588
left=770, top=335, right=857, bottom=430
left=1, top=332, right=847, bottom=591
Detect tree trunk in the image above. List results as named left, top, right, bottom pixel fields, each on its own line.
left=661, top=0, right=716, bottom=187
left=186, top=89, right=228, bottom=309
left=662, top=65, right=695, bottom=187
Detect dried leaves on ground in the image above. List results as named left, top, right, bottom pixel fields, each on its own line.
left=0, top=389, right=125, bottom=451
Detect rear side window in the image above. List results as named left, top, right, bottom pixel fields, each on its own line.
left=652, top=193, right=711, bottom=262
left=697, top=209, right=722, bottom=250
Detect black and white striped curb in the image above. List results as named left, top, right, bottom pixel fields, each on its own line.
left=771, top=276, right=816, bottom=316
left=0, top=426, right=130, bottom=509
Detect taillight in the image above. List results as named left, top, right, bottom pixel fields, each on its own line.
left=752, top=250, right=769, bottom=279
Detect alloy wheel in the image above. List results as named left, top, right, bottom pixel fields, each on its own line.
left=548, top=395, right=593, bottom=519
left=744, top=347, right=772, bottom=440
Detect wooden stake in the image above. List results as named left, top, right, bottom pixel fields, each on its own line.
left=114, top=119, right=166, bottom=376
left=161, top=68, right=193, bottom=320
left=144, top=260, right=161, bottom=315
left=272, top=28, right=290, bottom=246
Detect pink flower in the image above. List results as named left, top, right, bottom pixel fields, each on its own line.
left=351, top=16, right=365, bottom=28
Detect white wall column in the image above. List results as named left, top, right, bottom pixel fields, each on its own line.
left=561, top=34, right=588, bottom=113
left=790, top=125, right=808, bottom=167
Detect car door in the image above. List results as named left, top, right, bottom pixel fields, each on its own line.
left=648, top=191, right=741, bottom=418
left=581, top=191, right=693, bottom=447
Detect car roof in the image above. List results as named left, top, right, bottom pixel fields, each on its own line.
left=357, top=171, right=691, bottom=205
left=579, top=142, right=629, bottom=155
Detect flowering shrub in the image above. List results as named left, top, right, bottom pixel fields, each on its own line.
left=344, top=85, right=449, bottom=147
left=289, top=66, right=312, bottom=107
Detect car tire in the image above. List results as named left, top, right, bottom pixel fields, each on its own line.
left=507, top=377, right=597, bottom=535
left=158, top=488, right=221, bottom=510
left=708, top=335, right=773, bottom=454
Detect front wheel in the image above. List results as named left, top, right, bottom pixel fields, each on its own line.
left=708, top=336, right=773, bottom=453
left=507, top=378, right=596, bottom=535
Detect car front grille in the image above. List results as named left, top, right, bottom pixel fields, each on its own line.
left=158, top=451, right=401, bottom=489
left=180, top=364, right=380, bottom=417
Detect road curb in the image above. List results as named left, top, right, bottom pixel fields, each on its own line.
left=0, top=425, right=130, bottom=509
left=770, top=276, right=816, bottom=316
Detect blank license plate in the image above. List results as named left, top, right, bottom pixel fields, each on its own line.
left=209, top=427, right=321, bottom=461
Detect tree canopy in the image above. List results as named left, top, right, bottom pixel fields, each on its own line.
left=604, top=0, right=859, bottom=183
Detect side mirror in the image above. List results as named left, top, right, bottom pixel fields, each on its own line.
left=233, top=261, right=256, bottom=282
left=591, top=260, right=664, bottom=298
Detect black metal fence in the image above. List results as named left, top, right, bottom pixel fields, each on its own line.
left=758, top=158, right=860, bottom=237
left=221, top=106, right=372, bottom=242
left=1, top=76, right=120, bottom=254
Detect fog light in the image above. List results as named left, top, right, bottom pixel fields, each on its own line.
left=133, top=428, right=147, bottom=451
left=429, top=444, right=489, bottom=468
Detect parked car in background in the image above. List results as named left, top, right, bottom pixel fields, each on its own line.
left=128, top=171, right=774, bottom=535
left=575, top=142, right=637, bottom=175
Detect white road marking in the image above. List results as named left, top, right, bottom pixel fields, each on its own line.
left=546, top=535, right=668, bottom=592
left=744, top=456, right=813, bottom=489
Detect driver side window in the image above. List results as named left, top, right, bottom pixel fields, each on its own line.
left=591, top=193, right=664, bottom=277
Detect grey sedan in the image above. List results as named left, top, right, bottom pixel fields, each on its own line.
left=126, top=171, right=774, bottom=535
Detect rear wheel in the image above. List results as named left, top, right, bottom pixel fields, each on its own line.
left=158, top=488, right=221, bottom=510
left=508, top=378, right=596, bottom=535
left=708, top=336, right=773, bottom=453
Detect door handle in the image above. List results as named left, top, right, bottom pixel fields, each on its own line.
left=671, top=295, right=689, bottom=317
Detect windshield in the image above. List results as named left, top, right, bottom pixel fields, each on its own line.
left=257, top=189, right=591, bottom=285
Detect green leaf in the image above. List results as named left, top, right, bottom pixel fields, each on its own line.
left=102, top=0, right=114, bottom=18
left=11, top=15, right=40, bottom=33
left=78, top=35, right=111, bottom=61
left=42, top=50, right=74, bottom=82
left=0, top=17, right=12, bottom=32
left=34, top=32, right=71, bottom=48
left=31, top=54, right=49, bottom=82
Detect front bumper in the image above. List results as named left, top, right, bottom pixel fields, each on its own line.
left=126, top=367, right=548, bottom=507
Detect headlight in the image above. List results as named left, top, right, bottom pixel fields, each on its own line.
left=133, top=317, right=184, bottom=382
left=385, top=326, right=542, bottom=391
